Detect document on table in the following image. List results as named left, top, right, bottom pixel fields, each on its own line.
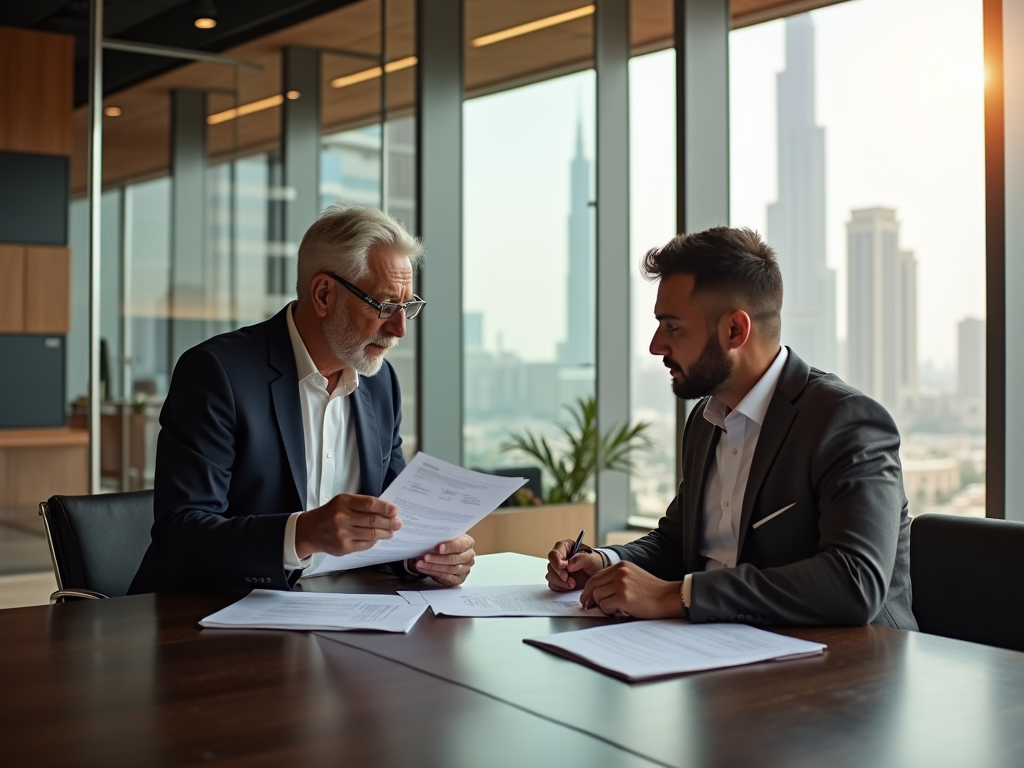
left=306, top=452, right=527, bottom=575
left=399, top=585, right=607, bottom=618
left=199, top=589, right=427, bottom=633
left=524, top=621, right=826, bottom=681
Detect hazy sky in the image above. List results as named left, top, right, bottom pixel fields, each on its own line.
left=464, top=0, right=985, bottom=370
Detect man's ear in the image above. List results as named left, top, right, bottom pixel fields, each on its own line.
left=310, top=274, right=332, bottom=317
left=724, top=309, right=752, bottom=351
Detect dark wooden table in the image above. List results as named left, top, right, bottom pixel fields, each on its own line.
left=3, top=554, right=1023, bottom=768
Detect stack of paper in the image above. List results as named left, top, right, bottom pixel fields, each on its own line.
left=400, top=585, right=607, bottom=618
left=306, top=453, right=526, bottom=576
left=199, top=590, right=428, bottom=633
left=525, top=620, right=827, bottom=681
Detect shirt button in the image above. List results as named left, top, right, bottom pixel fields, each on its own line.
left=732, top=448, right=738, bottom=455
left=326, top=451, right=333, bottom=459
left=723, top=501, right=730, bottom=508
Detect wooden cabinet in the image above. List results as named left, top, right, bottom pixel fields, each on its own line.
left=0, top=245, right=70, bottom=334
left=0, top=27, right=74, bottom=156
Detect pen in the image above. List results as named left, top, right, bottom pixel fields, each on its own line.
left=567, top=529, right=585, bottom=561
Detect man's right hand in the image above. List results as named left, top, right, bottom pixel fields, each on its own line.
left=546, top=539, right=605, bottom=592
left=294, top=494, right=401, bottom=559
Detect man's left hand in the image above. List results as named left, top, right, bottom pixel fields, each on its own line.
left=580, top=561, right=684, bottom=619
left=410, top=535, right=476, bottom=586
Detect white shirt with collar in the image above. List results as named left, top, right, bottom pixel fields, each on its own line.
left=282, top=303, right=362, bottom=570
left=600, top=346, right=789, bottom=607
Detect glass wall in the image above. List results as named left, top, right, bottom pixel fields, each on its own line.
left=730, top=0, right=986, bottom=517
left=461, top=2, right=597, bottom=495
left=462, top=72, right=597, bottom=486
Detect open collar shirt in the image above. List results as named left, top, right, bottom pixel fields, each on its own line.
left=282, top=303, right=362, bottom=570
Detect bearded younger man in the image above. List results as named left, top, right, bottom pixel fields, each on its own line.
left=547, top=227, right=916, bottom=628
left=130, top=205, right=474, bottom=593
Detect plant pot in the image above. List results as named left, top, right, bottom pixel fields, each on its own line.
left=467, top=503, right=595, bottom=559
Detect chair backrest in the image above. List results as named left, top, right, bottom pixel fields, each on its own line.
left=910, top=513, right=1024, bottom=652
left=41, top=490, right=154, bottom=598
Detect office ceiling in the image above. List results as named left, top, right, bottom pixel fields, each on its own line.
left=0, top=0, right=358, bottom=106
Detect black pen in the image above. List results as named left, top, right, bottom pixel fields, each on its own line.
left=567, top=529, right=586, bottom=561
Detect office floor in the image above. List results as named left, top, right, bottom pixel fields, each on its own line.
left=0, top=506, right=55, bottom=608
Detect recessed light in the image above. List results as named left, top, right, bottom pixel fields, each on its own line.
left=104, top=106, right=122, bottom=117
left=286, top=90, right=300, bottom=100
left=194, top=0, right=218, bottom=29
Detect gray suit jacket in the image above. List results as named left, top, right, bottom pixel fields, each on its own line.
left=609, top=348, right=917, bottom=629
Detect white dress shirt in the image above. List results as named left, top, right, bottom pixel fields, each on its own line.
left=282, top=303, right=362, bottom=570
left=601, top=347, right=789, bottom=608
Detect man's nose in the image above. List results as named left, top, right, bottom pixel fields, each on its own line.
left=650, top=329, right=667, bottom=356
left=384, top=308, right=407, bottom=338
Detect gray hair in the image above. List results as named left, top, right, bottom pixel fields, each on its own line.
left=295, top=203, right=423, bottom=302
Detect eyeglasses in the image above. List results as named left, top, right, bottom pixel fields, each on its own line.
left=328, top=273, right=426, bottom=320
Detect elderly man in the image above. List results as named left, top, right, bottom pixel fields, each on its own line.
left=547, top=226, right=916, bottom=628
left=130, top=205, right=475, bottom=593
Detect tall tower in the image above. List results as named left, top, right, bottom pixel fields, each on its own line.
left=846, top=207, right=918, bottom=415
left=558, top=119, right=594, bottom=366
left=767, top=14, right=837, bottom=373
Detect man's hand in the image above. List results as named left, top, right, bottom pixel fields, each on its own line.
left=410, top=535, right=476, bottom=586
left=547, top=539, right=605, bottom=592
left=295, top=494, right=401, bottom=559
left=580, top=561, right=684, bottom=619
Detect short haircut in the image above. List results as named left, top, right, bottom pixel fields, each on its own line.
left=295, top=203, right=423, bottom=302
left=641, top=226, right=784, bottom=342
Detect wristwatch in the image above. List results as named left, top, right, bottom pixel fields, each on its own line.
left=679, top=582, right=690, bottom=621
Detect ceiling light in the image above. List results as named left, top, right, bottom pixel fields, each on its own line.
left=330, top=56, right=417, bottom=89
left=286, top=90, right=300, bottom=100
left=472, top=5, right=595, bottom=48
left=194, top=0, right=218, bottom=29
left=104, top=106, right=122, bottom=117
left=207, top=94, right=284, bottom=125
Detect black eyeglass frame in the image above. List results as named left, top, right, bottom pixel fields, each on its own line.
left=328, top=272, right=426, bottom=320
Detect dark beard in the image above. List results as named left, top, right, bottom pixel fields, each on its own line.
left=666, top=334, right=733, bottom=400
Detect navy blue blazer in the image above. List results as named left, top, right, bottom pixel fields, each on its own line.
left=129, top=306, right=406, bottom=593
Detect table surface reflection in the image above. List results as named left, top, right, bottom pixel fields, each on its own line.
left=3, top=554, right=1023, bottom=768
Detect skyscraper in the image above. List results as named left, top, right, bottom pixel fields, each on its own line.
left=958, top=317, right=985, bottom=400
left=767, top=14, right=837, bottom=374
left=957, top=317, right=985, bottom=431
left=558, top=119, right=594, bottom=367
left=846, top=207, right=918, bottom=415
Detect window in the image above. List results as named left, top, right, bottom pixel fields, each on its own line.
left=730, top=0, right=986, bottom=517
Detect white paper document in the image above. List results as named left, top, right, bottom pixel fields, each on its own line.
left=307, top=452, right=526, bottom=575
left=525, top=620, right=826, bottom=681
left=400, top=585, right=607, bottom=618
left=199, top=589, right=428, bottom=633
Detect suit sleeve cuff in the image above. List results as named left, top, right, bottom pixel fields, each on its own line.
left=284, top=511, right=313, bottom=570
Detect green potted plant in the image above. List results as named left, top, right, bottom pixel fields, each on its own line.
left=467, top=396, right=653, bottom=557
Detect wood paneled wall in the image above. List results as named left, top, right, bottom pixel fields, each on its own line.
left=0, top=245, right=70, bottom=334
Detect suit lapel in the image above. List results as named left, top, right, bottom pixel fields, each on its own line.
left=351, top=383, right=382, bottom=496
left=736, top=349, right=808, bottom=556
left=267, top=308, right=306, bottom=509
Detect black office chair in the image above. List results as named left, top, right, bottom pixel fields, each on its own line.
left=38, top=490, right=154, bottom=602
left=910, top=513, right=1024, bottom=652
left=475, top=466, right=544, bottom=507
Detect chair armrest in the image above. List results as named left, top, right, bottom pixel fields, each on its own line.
left=50, top=589, right=109, bottom=603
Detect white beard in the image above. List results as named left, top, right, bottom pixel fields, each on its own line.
left=324, top=308, right=397, bottom=376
